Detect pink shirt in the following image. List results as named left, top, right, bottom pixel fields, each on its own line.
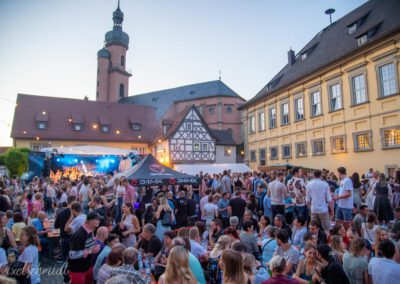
left=124, top=184, right=137, bottom=204
left=32, top=200, right=43, bottom=212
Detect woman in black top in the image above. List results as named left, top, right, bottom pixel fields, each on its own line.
left=373, top=173, right=394, bottom=224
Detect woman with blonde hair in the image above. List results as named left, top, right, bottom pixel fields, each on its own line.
left=374, top=227, right=389, bottom=257
left=155, top=197, right=174, bottom=240
left=159, top=245, right=197, bottom=284
left=219, top=250, right=249, bottom=284
left=343, top=237, right=370, bottom=284
left=330, top=235, right=347, bottom=263
left=208, top=235, right=231, bottom=284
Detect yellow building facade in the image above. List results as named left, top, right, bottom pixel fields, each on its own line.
left=241, top=1, right=400, bottom=176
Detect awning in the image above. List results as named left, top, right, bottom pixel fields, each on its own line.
left=116, top=154, right=199, bottom=186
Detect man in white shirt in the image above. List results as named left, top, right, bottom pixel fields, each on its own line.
left=368, top=239, right=400, bottom=284
left=200, top=189, right=211, bottom=221
left=333, top=167, right=353, bottom=229
left=306, top=169, right=332, bottom=234
left=65, top=201, right=87, bottom=234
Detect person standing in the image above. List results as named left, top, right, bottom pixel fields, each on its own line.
left=334, top=167, right=354, bottom=230
left=119, top=203, right=140, bottom=247
left=218, top=192, right=230, bottom=228
left=228, top=190, right=247, bottom=221
left=267, top=173, right=288, bottom=220
left=306, top=169, right=332, bottom=234
left=373, top=173, right=394, bottom=225
left=288, top=167, right=308, bottom=222
left=155, top=197, right=174, bottom=241
left=68, top=212, right=101, bottom=284
left=175, top=191, right=188, bottom=228
left=221, top=170, right=231, bottom=193
left=79, top=177, right=92, bottom=215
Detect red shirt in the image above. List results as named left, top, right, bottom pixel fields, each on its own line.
left=262, top=275, right=300, bottom=284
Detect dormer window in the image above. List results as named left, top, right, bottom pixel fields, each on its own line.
left=37, top=122, right=47, bottom=130
left=357, top=34, right=367, bottom=46
left=101, top=125, right=110, bottom=133
left=130, top=123, right=141, bottom=131
left=348, top=23, right=357, bottom=34
left=73, top=123, right=83, bottom=131
left=301, top=53, right=307, bottom=61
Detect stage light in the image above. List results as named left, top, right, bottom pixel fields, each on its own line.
left=74, top=159, right=78, bottom=162
left=56, top=158, right=60, bottom=162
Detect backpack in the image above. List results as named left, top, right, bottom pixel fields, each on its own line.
left=162, top=210, right=172, bottom=226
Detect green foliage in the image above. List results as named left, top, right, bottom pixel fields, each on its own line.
left=0, top=154, right=4, bottom=166
left=3, top=148, right=29, bottom=177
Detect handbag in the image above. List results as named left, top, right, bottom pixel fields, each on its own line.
left=161, top=210, right=172, bottom=226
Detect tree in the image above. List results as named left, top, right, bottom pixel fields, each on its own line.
left=3, top=148, right=29, bottom=177
left=0, top=154, right=4, bottom=166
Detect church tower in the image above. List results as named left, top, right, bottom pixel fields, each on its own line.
left=96, top=1, right=131, bottom=102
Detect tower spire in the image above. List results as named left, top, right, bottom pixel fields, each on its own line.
left=118, top=0, right=120, bottom=9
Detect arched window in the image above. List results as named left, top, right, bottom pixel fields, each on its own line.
left=121, top=55, right=125, bottom=66
left=119, top=84, right=124, bottom=98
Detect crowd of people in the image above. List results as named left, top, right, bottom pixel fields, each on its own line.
left=0, top=166, right=399, bottom=284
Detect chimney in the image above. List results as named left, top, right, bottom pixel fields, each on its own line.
left=288, top=49, right=295, bottom=66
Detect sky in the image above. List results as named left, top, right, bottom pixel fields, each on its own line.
left=0, top=0, right=367, bottom=146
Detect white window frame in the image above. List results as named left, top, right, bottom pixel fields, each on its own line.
left=294, top=96, right=304, bottom=121
left=328, top=83, right=343, bottom=112
left=73, top=123, right=83, bottom=131
left=310, top=91, right=322, bottom=117
left=377, top=62, right=398, bottom=98
left=269, top=106, right=276, bottom=129
left=101, top=125, right=110, bottom=133
left=186, top=122, right=192, bottom=131
left=249, top=115, right=256, bottom=134
left=194, top=142, right=200, bottom=151
left=351, top=74, right=368, bottom=105
left=37, top=122, right=47, bottom=130
left=258, top=110, right=265, bottom=131
left=281, top=102, right=289, bottom=125
left=202, top=143, right=209, bottom=151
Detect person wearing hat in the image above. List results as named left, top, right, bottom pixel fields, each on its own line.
left=68, top=211, right=101, bottom=284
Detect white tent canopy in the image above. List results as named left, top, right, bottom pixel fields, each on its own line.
left=174, top=163, right=252, bottom=175
left=40, top=145, right=135, bottom=156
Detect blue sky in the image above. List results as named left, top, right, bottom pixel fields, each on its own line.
left=0, top=0, right=366, bottom=146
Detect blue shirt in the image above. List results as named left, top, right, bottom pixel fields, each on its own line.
left=6, top=219, right=14, bottom=230
left=94, top=245, right=111, bottom=279
left=217, top=198, right=229, bottom=218
left=263, top=195, right=272, bottom=219
left=261, top=238, right=277, bottom=265
left=292, top=226, right=307, bottom=247
left=19, top=245, right=40, bottom=284
left=189, top=252, right=206, bottom=284
left=31, top=218, right=45, bottom=240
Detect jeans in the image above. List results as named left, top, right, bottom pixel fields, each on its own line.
left=115, top=197, right=123, bottom=224
left=193, top=191, right=200, bottom=204
left=336, top=207, right=352, bottom=221
left=82, top=200, right=89, bottom=215
left=60, top=238, right=70, bottom=283
left=294, top=205, right=309, bottom=222
left=271, top=204, right=285, bottom=220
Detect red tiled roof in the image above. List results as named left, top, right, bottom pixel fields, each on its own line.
left=11, top=94, right=160, bottom=143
